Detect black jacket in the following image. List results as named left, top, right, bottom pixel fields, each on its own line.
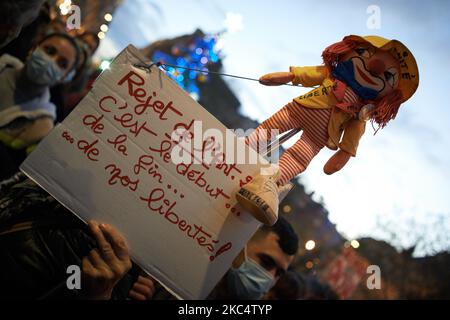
left=0, top=173, right=139, bottom=299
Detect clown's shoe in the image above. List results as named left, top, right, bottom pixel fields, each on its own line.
left=236, top=166, right=292, bottom=226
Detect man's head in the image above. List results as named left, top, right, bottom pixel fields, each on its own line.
left=0, top=0, right=45, bottom=48
left=25, top=33, right=80, bottom=87
left=227, top=216, right=299, bottom=299
left=244, top=217, right=298, bottom=277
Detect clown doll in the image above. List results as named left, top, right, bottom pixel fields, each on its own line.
left=236, top=35, right=419, bottom=226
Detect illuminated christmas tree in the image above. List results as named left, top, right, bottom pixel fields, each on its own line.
left=150, top=32, right=222, bottom=100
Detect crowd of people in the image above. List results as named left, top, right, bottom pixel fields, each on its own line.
left=0, top=0, right=101, bottom=180
left=0, top=0, right=336, bottom=300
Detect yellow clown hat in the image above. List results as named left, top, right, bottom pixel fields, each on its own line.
left=345, top=35, right=419, bottom=103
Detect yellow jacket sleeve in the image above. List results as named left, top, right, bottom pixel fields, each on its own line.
left=290, top=65, right=328, bottom=87
left=339, top=119, right=366, bottom=157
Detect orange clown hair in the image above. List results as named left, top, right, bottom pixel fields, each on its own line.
left=322, top=36, right=404, bottom=130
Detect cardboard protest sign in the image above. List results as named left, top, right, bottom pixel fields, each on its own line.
left=21, top=45, right=268, bottom=299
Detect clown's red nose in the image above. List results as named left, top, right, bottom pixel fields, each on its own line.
left=367, top=59, right=386, bottom=76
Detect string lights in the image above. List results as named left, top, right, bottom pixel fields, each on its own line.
left=151, top=34, right=222, bottom=100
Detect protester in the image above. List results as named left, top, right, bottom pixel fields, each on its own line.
left=52, top=31, right=101, bottom=121
left=0, top=173, right=138, bottom=299
left=52, top=37, right=90, bottom=122
left=0, top=0, right=46, bottom=49
left=148, top=216, right=299, bottom=300
left=0, top=32, right=80, bottom=179
left=211, top=217, right=299, bottom=299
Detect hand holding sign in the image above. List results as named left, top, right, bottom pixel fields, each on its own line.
left=82, top=221, right=132, bottom=300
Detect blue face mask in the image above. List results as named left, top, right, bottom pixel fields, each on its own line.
left=332, top=59, right=379, bottom=101
left=227, top=246, right=275, bottom=300
left=25, top=47, right=64, bottom=86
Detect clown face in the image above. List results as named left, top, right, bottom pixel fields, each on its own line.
left=341, top=46, right=400, bottom=99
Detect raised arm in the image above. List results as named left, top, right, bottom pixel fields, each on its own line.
left=259, top=66, right=328, bottom=87
left=259, top=72, right=294, bottom=86
left=290, top=65, right=328, bottom=87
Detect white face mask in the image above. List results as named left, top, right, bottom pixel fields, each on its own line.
left=227, top=246, right=275, bottom=300
left=25, top=47, right=64, bottom=86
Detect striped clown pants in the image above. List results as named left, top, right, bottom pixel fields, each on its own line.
left=246, top=101, right=331, bottom=186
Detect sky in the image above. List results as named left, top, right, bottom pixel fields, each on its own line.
left=96, top=0, right=450, bottom=255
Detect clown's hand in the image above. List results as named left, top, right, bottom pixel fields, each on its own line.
left=323, top=149, right=352, bottom=175
left=259, top=72, right=294, bottom=86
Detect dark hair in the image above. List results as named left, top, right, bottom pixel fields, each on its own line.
left=260, top=216, right=299, bottom=255
left=37, top=32, right=81, bottom=74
